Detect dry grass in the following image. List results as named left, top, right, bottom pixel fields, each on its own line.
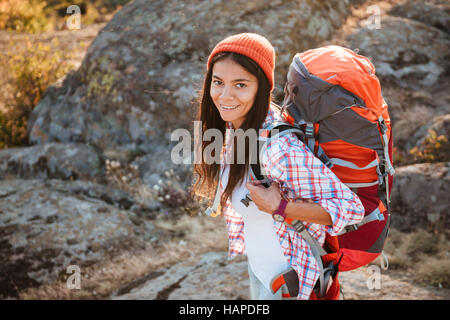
left=0, top=0, right=128, bottom=33
left=383, top=228, right=450, bottom=288
left=0, top=36, right=75, bottom=149
left=416, top=258, right=450, bottom=288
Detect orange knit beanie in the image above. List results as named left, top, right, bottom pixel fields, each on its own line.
left=207, top=33, right=275, bottom=91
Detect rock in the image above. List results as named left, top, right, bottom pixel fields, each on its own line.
left=0, top=179, right=164, bottom=299
left=389, top=0, right=450, bottom=34
left=0, top=142, right=104, bottom=182
left=112, top=252, right=249, bottom=300
left=111, top=250, right=450, bottom=300
left=390, top=162, right=450, bottom=232
left=131, top=145, right=192, bottom=189
left=28, top=0, right=364, bottom=154
left=45, top=179, right=137, bottom=210
left=339, top=266, right=450, bottom=300
left=407, top=114, right=450, bottom=152
left=346, top=16, right=450, bottom=88
left=393, top=112, right=450, bottom=153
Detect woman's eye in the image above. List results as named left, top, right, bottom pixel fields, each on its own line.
left=212, top=80, right=222, bottom=86
left=236, top=83, right=246, bottom=88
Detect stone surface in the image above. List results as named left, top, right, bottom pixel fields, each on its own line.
left=112, top=252, right=249, bottom=300
left=389, top=0, right=450, bottom=34
left=0, top=142, right=104, bottom=181
left=111, top=251, right=450, bottom=300
left=346, top=16, right=450, bottom=88
left=28, top=0, right=361, bottom=153
left=1, top=0, right=449, bottom=301
left=0, top=179, right=164, bottom=298
left=390, top=162, right=450, bottom=232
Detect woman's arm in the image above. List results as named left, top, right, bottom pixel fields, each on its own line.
left=253, top=132, right=365, bottom=234
left=246, top=181, right=333, bottom=226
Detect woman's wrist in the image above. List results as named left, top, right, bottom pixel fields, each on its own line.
left=284, top=200, right=333, bottom=226
left=271, top=199, right=281, bottom=213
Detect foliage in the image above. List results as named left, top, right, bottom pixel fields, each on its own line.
left=85, top=55, right=121, bottom=100
left=416, top=258, right=450, bottom=288
left=0, top=37, right=73, bottom=149
left=409, top=129, right=450, bottom=163
left=0, top=0, right=131, bottom=33
left=154, top=169, right=191, bottom=209
left=393, top=129, right=450, bottom=166
left=0, top=0, right=52, bottom=33
left=384, top=228, right=450, bottom=288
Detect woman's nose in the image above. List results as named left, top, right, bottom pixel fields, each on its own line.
left=219, top=85, right=234, bottom=100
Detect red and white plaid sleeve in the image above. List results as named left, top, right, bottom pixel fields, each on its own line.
left=261, top=131, right=365, bottom=235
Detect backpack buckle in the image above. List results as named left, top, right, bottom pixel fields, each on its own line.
left=305, top=122, right=314, bottom=138
left=240, top=193, right=252, bottom=207
left=378, top=117, right=388, bottom=134
left=345, top=224, right=358, bottom=233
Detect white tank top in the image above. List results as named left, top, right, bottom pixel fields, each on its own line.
left=221, top=164, right=291, bottom=291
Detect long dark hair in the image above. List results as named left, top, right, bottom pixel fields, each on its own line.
left=192, top=52, right=271, bottom=212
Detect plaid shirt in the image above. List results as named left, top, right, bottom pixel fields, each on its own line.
left=218, top=106, right=365, bottom=300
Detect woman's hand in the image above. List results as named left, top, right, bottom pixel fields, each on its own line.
left=246, top=180, right=332, bottom=225
left=246, top=181, right=282, bottom=214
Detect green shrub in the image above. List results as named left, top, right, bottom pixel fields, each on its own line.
left=0, top=0, right=131, bottom=33
left=409, top=129, right=450, bottom=163
left=393, top=129, right=450, bottom=166
left=0, top=37, right=73, bottom=149
left=0, top=0, right=52, bottom=33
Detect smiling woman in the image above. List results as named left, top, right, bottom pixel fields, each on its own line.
left=192, top=33, right=364, bottom=301
left=194, top=36, right=272, bottom=214
left=210, top=59, right=259, bottom=129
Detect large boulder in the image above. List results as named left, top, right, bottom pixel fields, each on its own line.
left=28, top=0, right=364, bottom=154
left=346, top=16, right=450, bottom=88
left=408, top=114, right=450, bottom=152
left=0, top=179, right=165, bottom=299
left=390, top=162, right=450, bottom=232
left=0, top=142, right=104, bottom=181
left=389, top=0, right=450, bottom=34
left=112, top=252, right=249, bottom=300
left=393, top=113, right=450, bottom=154
left=111, top=250, right=450, bottom=300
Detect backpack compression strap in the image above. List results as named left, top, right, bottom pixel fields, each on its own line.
left=377, top=116, right=395, bottom=213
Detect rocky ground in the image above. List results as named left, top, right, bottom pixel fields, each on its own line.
left=108, top=215, right=450, bottom=301
left=111, top=250, right=450, bottom=300
left=0, top=0, right=449, bottom=300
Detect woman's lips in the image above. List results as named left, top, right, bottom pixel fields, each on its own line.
left=220, top=104, right=239, bottom=111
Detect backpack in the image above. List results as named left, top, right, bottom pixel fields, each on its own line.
left=251, top=45, right=395, bottom=299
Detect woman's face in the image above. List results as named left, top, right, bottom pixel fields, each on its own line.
left=210, top=58, right=259, bottom=129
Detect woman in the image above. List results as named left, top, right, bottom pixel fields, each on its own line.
left=193, top=33, right=365, bottom=300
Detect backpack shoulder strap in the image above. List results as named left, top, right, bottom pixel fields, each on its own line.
left=249, top=122, right=305, bottom=186
left=249, top=121, right=332, bottom=298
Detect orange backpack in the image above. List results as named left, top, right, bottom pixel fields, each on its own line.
left=252, top=46, right=395, bottom=299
